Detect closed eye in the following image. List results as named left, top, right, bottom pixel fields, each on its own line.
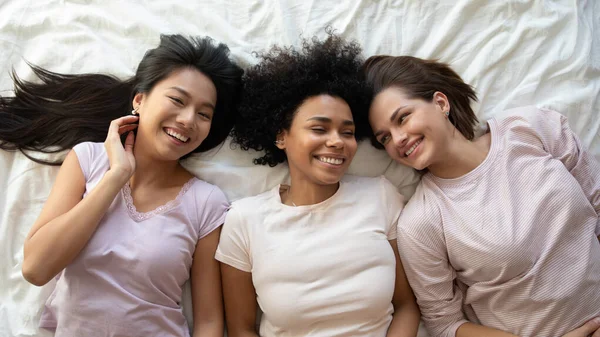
left=198, top=112, right=212, bottom=120
left=169, top=96, right=184, bottom=105
left=379, top=134, right=391, bottom=145
left=311, top=127, right=326, bottom=133
left=398, top=112, right=410, bottom=124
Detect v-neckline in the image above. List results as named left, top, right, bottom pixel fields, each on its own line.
left=121, top=177, right=197, bottom=222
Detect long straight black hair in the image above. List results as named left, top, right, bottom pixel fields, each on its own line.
left=0, top=34, right=243, bottom=165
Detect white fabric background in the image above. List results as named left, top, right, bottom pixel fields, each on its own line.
left=0, top=1, right=598, bottom=336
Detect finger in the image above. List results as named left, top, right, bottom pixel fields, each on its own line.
left=592, top=324, right=600, bottom=337
left=118, top=123, right=138, bottom=128
left=109, top=115, right=139, bottom=131
left=124, top=131, right=135, bottom=152
left=578, top=317, right=600, bottom=336
left=107, top=119, right=121, bottom=138
left=117, top=124, right=138, bottom=135
left=116, top=115, right=140, bottom=122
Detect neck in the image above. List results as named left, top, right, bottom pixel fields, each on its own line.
left=428, top=132, right=491, bottom=179
left=129, top=143, right=182, bottom=189
left=285, top=174, right=340, bottom=207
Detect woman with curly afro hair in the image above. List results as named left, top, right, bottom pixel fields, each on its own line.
left=215, top=33, right=421, bottom=337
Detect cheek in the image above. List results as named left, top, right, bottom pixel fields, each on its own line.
left=346, top=139, right=358, bottom=157
left=136, top=117, right=153, bottom=132
left=294, top=134, right=321, bottom=151
left=406, top=118, right=427, bottom=132
left=384, top=144, right=398, bottom=160
left=192, top=121, right=211, bottom=141
left=201, top=119, right=212, bottom=131
left=285, top=138, right=319, bottom=163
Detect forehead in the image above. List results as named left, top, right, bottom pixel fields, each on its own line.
left=294, top=94, right=353, bottom=121
left=371, top=87, right=412, bottom=112
left=155, top=68, right=217, bottom=103
left=369, top=87, right=414, bottom=124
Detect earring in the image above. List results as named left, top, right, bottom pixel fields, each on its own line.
left=131, top=107, right=139, bottom=115
left=444, top=111, right=450, bottom=117
left=274, top=140, right=282, bottom=145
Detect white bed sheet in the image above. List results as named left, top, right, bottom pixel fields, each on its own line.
left=1, top=1, right=598, bottom=336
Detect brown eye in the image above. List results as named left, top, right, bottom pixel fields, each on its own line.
left=399, top=112, right=410, bottom=123
left=380, top=134, right=391, bottom=145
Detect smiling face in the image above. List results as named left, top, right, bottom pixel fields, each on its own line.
left=277, top=95, right=358, bottom=186
left=133, top=67, right=217, bottom=161
left=368, top=87, right=451, bottom=171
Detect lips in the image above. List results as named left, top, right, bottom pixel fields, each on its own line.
left=404, top=138, right=422, bottom=156
left=164, top=127, right=190, bottom=143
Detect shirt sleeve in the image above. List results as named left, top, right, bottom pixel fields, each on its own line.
left=380, top=176, right=406, bottom=240
left=215, top=205, right=252, bottom=272
left=72, top=142, right=96, bottom=181
left=530, top=108, right=600, bottom=235
left=397, top=207, right=468, bottom=337
left=197, top=186, right=229, bottom=239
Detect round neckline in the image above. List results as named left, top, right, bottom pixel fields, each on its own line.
left=273, top=181, right=345, bottom=211
left=427, top=119, right=499, bottom=187
left=122, top=177, right=198, bottom=222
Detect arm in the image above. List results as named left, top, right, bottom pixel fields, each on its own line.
left=396, top=216, right=469, bottom=337
left=536, top=109, right=600, bottom=234
left=562, top=317, right=600, bottom=337
left=215, top=206, right=258, bottom=337
left=386, top=240, right=420, bottom=337
left=458, top=316, right=600, bottom=337
left=398, top=229, right=525, bottom=337
left=191, top=227, right=224, bottom=337
left=221, top=263, right=259, bottom=337
left=21, top=150, right=129, bottom=286
left=456, top=323, right=518, bottom=337
left=22, top=115, right=137, bottom=286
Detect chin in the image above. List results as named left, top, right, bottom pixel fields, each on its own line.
left=158, top=149, right=186, bottom=162
left=396, top=160, right=419, bottom=170
left=313, top=172, right=345, bottom=186
left=391, top=152, right=427, bottom=170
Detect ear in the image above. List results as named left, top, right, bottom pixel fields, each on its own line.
left=132, top=92, right=145, bottom=112
left=432, top=91, right=450, bottom=115
left=275, top=130, right=287, bottom=150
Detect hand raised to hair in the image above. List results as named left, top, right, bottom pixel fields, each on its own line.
left=104, top=115, right=138, bottom=183
left=562, top=317, right=600, bottom=337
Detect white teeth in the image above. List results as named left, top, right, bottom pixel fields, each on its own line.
left=165, top=129, right=189, bottom=143
left=405, top=139, right=422, bottom=156
left=318, top=156, right=343, bottom=165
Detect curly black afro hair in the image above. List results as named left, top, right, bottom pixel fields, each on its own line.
left=231, top=33, right=371, bottom=167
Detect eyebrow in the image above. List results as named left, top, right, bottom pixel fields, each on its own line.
left=306, top=116, right=355, bottom=126
left=169, top=86, right=190, bottom=97
left=374, top=105, right=409, bottom=137
left=168, top=86, right=215, bottom=110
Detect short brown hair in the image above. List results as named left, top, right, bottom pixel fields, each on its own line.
left=360, top=55, right=478, bottom=148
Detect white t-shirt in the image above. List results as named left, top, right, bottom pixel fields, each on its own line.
left=216, top=175, right=406, bottom=337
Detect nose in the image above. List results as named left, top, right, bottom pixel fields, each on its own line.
left=325, top=131, right=344, bottom=148
left=176, top=107, right=196, bottom=129
left=391, top=128, right=408, bottom=148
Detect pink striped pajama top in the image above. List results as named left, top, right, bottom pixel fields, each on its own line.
left=397, top=107, right=600, bottom=337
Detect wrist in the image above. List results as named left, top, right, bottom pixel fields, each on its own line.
left=103, top=169, right=131, bottom=186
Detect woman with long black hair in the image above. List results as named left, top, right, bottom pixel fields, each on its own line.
left=1, top=34, right=243, bottom=337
